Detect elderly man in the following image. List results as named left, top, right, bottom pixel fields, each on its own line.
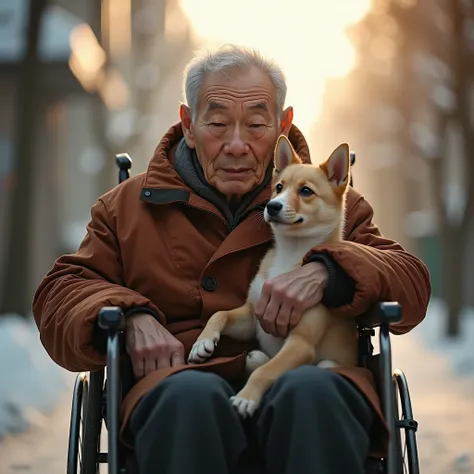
left=33, top=45, right=431, bottom=474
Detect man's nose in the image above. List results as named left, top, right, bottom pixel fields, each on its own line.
left=225, top=127, right=249, bottom=156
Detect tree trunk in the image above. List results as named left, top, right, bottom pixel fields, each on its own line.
left=442, top=224, right=466, bottom=336
left=0, top=0, right=48, bottom=316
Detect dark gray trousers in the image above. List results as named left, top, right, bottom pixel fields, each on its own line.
left=129, top=365, right=373, bottom=474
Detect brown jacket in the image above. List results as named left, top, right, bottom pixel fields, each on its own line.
left=33, top=124, right=431, bottom=458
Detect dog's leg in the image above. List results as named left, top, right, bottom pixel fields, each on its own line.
left=188, top=303, right=255, bottom=363
left=230, top=305, right=331, bottom=417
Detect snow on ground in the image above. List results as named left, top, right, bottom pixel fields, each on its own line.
left=0, top=314, right=74, bottom=439
left=412, top=298, right=474, bottom=387
left=390, top=298, right=474, bottom=474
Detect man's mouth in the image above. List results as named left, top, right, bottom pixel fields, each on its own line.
left=222, top=168, right=251, bottom=174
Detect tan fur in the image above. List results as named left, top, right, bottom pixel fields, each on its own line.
left=188, top=135, right=358, bottom=417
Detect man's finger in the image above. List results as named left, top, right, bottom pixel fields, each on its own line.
left=255, top=283, right=271, bottom=318
left=143, top=356, right=157, bottom=377
left=171, top=347, right=185, bottom=366
left=263, top=298, right=280, bottom=336
left=289, top=304, right=303, bottom=328
left=132, top=357, right=145, bottom=380
left=276, top=302, right=293, bottom=337
left=156, top=353, right=171, bottom=370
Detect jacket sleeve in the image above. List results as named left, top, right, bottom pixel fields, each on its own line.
left=302, top=194, right=431, bottom=334
left=32, top=197, right=164, bottom=372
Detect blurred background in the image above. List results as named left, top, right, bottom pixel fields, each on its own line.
left=0, top=0, right=473, bottom=473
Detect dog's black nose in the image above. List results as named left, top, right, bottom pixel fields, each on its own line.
left=266, top=201, right=283, bottom=217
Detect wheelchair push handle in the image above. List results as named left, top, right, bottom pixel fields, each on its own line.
left=98, top=306, right=125, bottom=332
left=115, top=153, right=132, bottom=184
left=349, top=152, right=356, bottom=187
left=350, top=151, right=356, bottom=166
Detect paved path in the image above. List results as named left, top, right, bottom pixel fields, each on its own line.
left=0, top=330, right=473, bottom=474
left=391, top=330, right=474, bottom=474
left=0, top=372, right=75, bottom=474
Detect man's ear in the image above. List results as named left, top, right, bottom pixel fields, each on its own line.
left=279, top=106, right=294, bottom=135
left=179, top=104, right=196, bottom=149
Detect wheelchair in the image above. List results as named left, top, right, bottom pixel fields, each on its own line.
left=67, top=153, right=420, bottom=474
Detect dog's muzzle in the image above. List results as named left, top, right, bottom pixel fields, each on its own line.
left=266, top=201, right=283, bottom=217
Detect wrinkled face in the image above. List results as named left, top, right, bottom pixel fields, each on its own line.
left=264, top=136, right=350, bottom=239
left=180, top=66, right=293, bottom=201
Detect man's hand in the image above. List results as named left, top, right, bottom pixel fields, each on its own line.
left=125, top=313, right=185, bottom=380
left=255, top=262, right=329, bottom=338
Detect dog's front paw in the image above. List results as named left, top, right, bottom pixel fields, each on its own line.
left=230, top=395, right=260, bottom=419
left=188, top=338, right=217, bottom=363
left=230, top=383, right=265, bottom=418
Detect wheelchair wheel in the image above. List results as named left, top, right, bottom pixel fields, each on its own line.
left=67, top=373, right=88, bottom=474
left=393, top=369, right=419, bottom=474
left=81, top=370, right=105, bottom=474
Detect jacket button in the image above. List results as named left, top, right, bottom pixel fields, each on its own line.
left=201, top=276, right=217, bottom=291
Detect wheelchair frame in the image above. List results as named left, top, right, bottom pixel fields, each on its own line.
left=66, top=153, right=420, bottom=474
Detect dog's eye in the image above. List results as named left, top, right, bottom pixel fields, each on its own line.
left=300, top=186, right=314, bottom=197
left=275, top=183, right=283, bottom=194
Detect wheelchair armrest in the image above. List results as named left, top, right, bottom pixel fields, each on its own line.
left=357, top=302, right=402, bottom=329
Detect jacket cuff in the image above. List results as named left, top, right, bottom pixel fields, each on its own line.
left=304, top=252, right=356, bottom=308
left=123, top=306, right=160, bottom=320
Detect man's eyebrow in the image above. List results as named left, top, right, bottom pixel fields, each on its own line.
left=205, top=102, right=228, bottom=112
left=248, top=102, right=269, bottom=112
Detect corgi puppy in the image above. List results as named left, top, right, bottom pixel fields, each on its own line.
left=188, top=135, right=358, bottom=418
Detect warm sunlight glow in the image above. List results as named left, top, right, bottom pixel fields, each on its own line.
left=180, top=0, right=371, bottom=135
left=69, top=23, right=129, bottom=110
left=69, top=23, right=106, bottom=91
left=103, top=0, right=131, bottom=58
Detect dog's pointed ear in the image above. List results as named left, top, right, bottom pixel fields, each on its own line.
left=273, top=135, right=302, bottom=175
left=320, top=143, right=350, bottom=194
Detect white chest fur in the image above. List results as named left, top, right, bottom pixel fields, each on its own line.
left=247, top=249, right=304, bottom=358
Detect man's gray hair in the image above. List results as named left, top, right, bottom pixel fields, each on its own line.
left=183, top=44, right=287, bottom=121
